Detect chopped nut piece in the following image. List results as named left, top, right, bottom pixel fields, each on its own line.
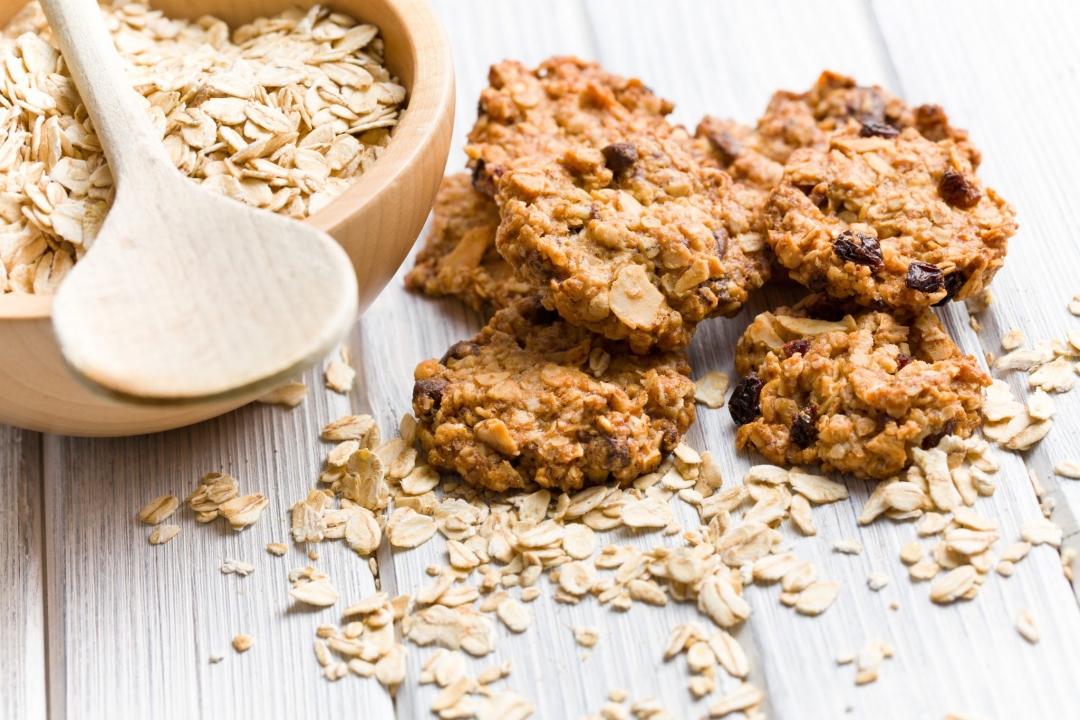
left=232, top=635, right=254, bottom=653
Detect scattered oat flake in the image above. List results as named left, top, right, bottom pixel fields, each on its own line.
left=290, top=577, right=340, bottom=607
left=930, top=566, right=977, bottom=604
left=266, top=542, right=287, bottom=556
left=1054, top=460, right=1080, bottom=479
left=496, top=598, right=533, bottom=633
left=694, top=371, right=730, bottom=408
left=221, top=558, right=255, bottom=576
left=833, top=538, right=863, bottom=555
left=209, top=653, right=224, bottom=664
left=232, top=635, right=254, bottom=653
left=325, top=359, right=356, bottom=393
left=1016, top=609, right=1040, bottom=643
left=1001, top=330, right=1026, bottom=350
left=573, top=625, right=600, bottom=648
left=148, top=524, right=180, bottom=545
left=257, top=381, right=307, bottom=407
left=796, top=581, right=841, bottom=616
left=866, top=572, right=889, bottom=591
left=708, top=681, right=763, bottom=717
left=218, top=493, right=269, bottom=530
left=1020, top=517, right=1063, bottom=547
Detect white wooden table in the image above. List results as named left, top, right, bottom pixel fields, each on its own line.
left=4, top=1, right=1080, bottom=718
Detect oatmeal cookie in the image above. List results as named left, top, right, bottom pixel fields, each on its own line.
left=752, top=71, right=980, bottom=167
left=496, top=136, right=770, bottom=353
left=413, top=298, right=696, bottom=492
left=465, top=57, right=674, bottom=197
left=731, top=296, right=990, bottom=479
left=405, top=174, right=533, bottom=312
left=764, top=127, right=1016, bottom=311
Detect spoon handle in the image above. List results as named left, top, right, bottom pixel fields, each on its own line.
left=39, top=0, right=174, bottom=184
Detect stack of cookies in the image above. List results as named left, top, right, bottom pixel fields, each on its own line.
left=406, top=60, right=1016, bottom=489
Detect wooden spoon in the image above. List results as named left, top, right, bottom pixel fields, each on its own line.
left=40, top=0, right=359, bottom=403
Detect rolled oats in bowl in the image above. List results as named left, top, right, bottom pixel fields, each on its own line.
left=0, top=1, right=405, bottom=295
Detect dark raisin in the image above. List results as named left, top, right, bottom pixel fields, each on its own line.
left=782, top=339, right=811, bottom=358
left=933, top=271, right=966, bottom=307
left=921, top=418, right=957, bottom=450
left=713, top=228, right=729, bottom=257
left=516, top=296, right=560, bottom=326
left=601, top=142, right=638, bottom=174
left=789, top=404, right=818, bottom=449
left=905, top=262, right=945, bottom=293
left=807, top=273, right=829, bottom=293
left=704, top=127, right=743, bottom=166
left=729, top=373, right=765, bottom=427
left=896, top=353, right=913, bottom=370
left=832, top=230, right=883, bottom=270
left=413, top=377, right=450, bottom=418
left=938, top=169, right=981, bottom=209
left=859, top=119, right=899, bottom=138
left=439, top=341, right=481, bottom=366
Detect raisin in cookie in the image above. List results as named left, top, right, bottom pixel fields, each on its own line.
left=413, top=298, right=695, bottom=492
left=731, top=296, right=990, bottom=480
left=405, top=173, right=533, bottom=313
left=765, top=127, right=1017, bottom=311
left=496, top=137, right=770, bottom=353
left=691, top=117, right=784, bottom=197
left=465, top=56, right=674, bottom=197
left=752, top=70, right=979, bottom=167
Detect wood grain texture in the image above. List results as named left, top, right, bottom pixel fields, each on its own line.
left=41, top=366, right=394, bottom=720
left=33, top=1, right=1080, bottom=719
left=0, top=426, right=47, bottom=720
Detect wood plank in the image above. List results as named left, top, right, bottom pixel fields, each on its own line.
left=0, top=425, right=47, bottom=720
left=41, top=366, right=395, bottom=720
left=871, top=0, right=1080, bottom=598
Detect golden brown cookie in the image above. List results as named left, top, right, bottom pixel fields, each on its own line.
left=405, top=173, right=533, bottom=313
left=752, top=70, right=980, bottom=167
left=465, top=56, right=674, bottom=198
left=413, top=298, right=696, bottom=492
left=764, top=127, right=1016, bottom=311
left=495, top=137, right=770, bottom=353
left=731, top=296, right=990, bottom=480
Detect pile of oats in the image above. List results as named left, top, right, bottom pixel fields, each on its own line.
left=185, top=471, right=268, bottom=529
left=984, top=311, right=1080, bottom=451
left=0, top=1, right=404, bottom=294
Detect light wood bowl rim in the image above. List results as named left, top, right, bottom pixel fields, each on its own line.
left=0, top=0, right=453, bottom=322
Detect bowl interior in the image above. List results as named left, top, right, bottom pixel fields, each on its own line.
left=0, top=0, right=439, bottom=318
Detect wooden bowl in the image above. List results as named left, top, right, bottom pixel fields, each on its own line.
left=0, top=0, right=454, bottom=436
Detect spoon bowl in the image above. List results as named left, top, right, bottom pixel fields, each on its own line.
left=0, top=0, right=454, bottom=434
